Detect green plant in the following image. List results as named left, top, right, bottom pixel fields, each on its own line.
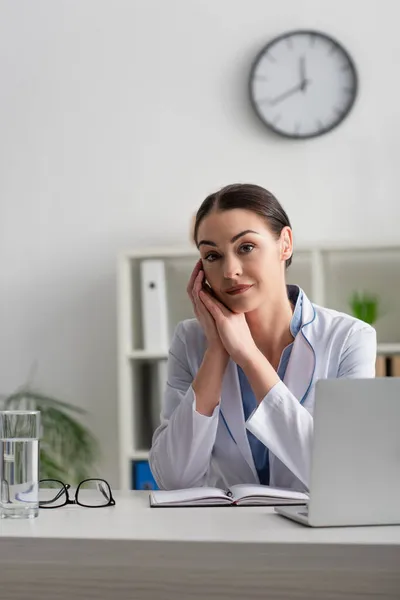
left=0, top=386, right=99, bottom=485
left=349, top=291, right=379, bottom=325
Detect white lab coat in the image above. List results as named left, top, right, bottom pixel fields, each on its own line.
left=149, top=286, right=377, bottom=492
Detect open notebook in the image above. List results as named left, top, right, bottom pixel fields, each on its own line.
left=150, top=484, right=309, bottom=507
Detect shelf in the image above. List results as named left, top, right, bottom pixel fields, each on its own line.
left=130, top=449, right=150, bottom=461
left=377, top=343, right=400, bottom=355
left=128, top=350, right=169, bottom=360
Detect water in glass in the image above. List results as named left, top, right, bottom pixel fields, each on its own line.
left=0, top=438, right=39, bottom=518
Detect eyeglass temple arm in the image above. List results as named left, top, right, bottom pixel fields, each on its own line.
left=98, top=482, right=110, bottom=502
left=47, top=483, right=71, bottom=503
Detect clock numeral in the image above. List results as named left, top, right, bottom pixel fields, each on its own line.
left=294, top=122, right=301, bottom=135
left=266, top=53, right=277, bottom=63
left=286, top=36, right=293, bottom=50
left=316, top=119, right=324, bottom=132
left=309, top=34, right=316, bottom=47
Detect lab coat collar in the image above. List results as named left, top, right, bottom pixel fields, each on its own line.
left=283, top=287, right=316, bottom=404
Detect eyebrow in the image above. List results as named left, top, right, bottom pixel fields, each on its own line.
left=197, top=229, right=260, bottom=248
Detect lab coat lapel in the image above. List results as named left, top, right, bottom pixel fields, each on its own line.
left=220, top=359, right=259, bottom=480
left=283, top=291, right=316, bottom=404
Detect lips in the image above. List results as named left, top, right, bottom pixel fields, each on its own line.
left=225, top=284, right=253, bottom=295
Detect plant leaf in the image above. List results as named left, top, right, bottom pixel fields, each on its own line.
left=2, top=390, right=86, bottom=414
left=39, top=450, right=69, bottom=481
left=1, top=387, right=99, bottom=486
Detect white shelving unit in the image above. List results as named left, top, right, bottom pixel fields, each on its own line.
left=117, top=244, right=400, bottom=490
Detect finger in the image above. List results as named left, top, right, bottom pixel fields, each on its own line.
left=193, top=294, right=210, bottom=323
left=194, top=281, right=215, bottom=319
left=187, top=266, right=201, bottom=299
left=186, top=259, right=203, bottom=295
left=189, top=271, right=203, bottom=310
left=187, top=270, right=203, bottom=307
left=193, top=269, right=204, bottom=296
left=191, top=272, right=206, bottom=311
left=199, top=288, right=231, bottom=317
left=196, top=299, right=215, bottom=325
left=199, top=289, right=224, bottom=319
left=193, top=275, right=207, bottom=310
left=192, top=295, right=202, bottom=318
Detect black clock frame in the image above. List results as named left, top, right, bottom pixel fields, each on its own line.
left=248, top=29, right=358, bottom=140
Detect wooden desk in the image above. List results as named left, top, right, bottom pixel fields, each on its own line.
left=0, top=491, right=399, bottom=599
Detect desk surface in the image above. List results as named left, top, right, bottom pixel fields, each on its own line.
left=1, top=492, right=400, bottom=600
left=1, top=490, right=399, bottom=545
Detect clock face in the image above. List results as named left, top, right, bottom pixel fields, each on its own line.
left=249, top=30, right=358, bottom=139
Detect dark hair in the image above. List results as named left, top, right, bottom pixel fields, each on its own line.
left=193, top=183, right=293, bottom=268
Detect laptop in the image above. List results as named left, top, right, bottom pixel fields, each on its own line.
left=275, top=378, right=400, bottom=527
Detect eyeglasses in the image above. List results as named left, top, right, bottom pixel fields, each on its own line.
left=39, top=478, right=116, bottom=508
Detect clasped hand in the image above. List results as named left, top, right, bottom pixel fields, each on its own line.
left=187, top=260, right=258, bottom=366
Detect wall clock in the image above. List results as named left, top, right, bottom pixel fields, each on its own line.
left=249, top=30, right=358, bottom=139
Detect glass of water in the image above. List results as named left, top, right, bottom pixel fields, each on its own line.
left=0, top=411, right=40, bottom=519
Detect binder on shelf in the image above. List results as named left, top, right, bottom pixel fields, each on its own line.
left=391, top=355, right=400, bottom=377
left=375, top=352, right=400, bottom=377
left=140, top=259, right=169, bottom=352
left=132, top=460, right=159, bottom=491
left=376, top=355, right=386, bottom=377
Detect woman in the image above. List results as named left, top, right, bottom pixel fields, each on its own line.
left=149, top=184, right=376, bottom=492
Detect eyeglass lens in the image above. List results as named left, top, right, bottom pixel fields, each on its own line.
left=77, top=479, right=112, bottom=507
left=39, top=480, right=67, bottom=507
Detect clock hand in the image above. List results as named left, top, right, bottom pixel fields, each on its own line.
left=268, top=82, right=304, bottom=106
left=299, top=56, right=312, bottom=92
left=299, top=56, right=306, bottom=89
left=264, top=64, right=312, bottom=107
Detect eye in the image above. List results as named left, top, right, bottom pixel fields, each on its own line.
left=239, top=243, right=255, bottom=254
left=204, top=252, right=220, bottom=262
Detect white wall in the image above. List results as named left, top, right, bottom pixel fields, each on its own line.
left=1, top=0, right=399, bottom=486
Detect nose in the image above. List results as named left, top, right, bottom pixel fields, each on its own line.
left=222, top=254, right=243, bottom=280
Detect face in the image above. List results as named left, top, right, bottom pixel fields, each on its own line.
left=196, top=209, right=292, bottom=313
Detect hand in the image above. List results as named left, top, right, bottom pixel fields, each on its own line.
left=187, top=260, right=227, bottom=355
left=298, top=56, right=310, bottom=92
left=268, top=59, right=311, bottom=106
left=268, top=82, right=304, bottom=106
left=198, top=287, right=258, bottom=366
